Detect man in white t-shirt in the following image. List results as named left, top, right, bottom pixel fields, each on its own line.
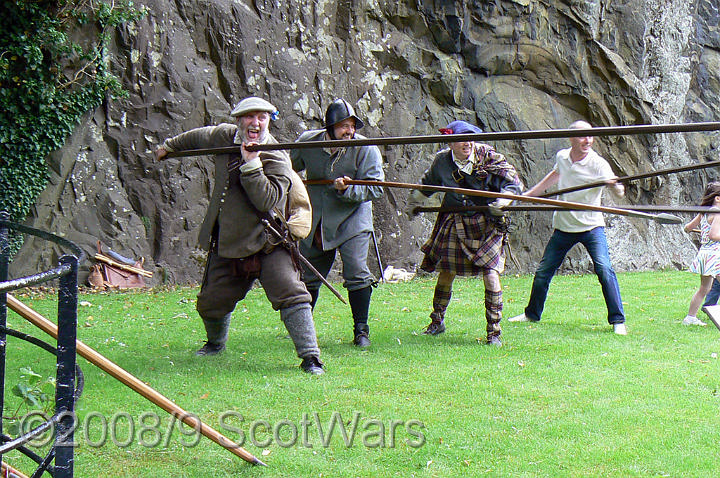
left=509, top=121, right=628, bottom=335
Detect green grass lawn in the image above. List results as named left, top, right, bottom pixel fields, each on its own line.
left=4, top=270, right=720, bottom=477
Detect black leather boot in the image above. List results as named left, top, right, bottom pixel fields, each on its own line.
left=349, top=287, right=372, bottom=347
left=195, top=341, right=226, bottom=356
left=300, top=356, right=325, bottom=375
left=197, top=314, right=230, bottom=355
left=308, top=287, right=320, bottom=310
left=353, top=322, right=371, bottom=348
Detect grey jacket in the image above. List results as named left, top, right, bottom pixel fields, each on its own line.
left=162, top=124, right=290, bottom=259
left=291, top=130, right=384, bottom=250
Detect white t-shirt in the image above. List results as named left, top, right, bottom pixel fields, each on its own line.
left=551, top=147, right=616, bottom=233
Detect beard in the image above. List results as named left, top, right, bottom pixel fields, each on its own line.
left=240, top=127, right=268, bottom=144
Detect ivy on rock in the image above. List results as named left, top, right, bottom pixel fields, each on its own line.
left=0, top=0, right=144, bottom=255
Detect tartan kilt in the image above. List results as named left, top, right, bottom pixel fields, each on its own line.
left=420, top=212, right=506, bottom=276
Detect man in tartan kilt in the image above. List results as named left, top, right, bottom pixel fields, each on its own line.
left=407, top=120, right=523, bottom=346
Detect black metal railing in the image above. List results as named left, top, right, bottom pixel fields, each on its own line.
left=0, top=211, right=85, bottom=478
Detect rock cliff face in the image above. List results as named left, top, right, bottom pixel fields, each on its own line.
left=10, top=0, right=720, bottom=284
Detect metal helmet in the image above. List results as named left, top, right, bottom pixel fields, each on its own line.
left=324, top=98, right=364, bottom=139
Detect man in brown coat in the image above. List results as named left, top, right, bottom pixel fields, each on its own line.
left=156, top=97, right=324, bottom=374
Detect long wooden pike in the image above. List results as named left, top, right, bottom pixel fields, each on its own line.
left=6, top=294, right=268, bottom=467
left=304, top=179, right=682, bottom=224
left=2, top=461, right=30, bottom=478
left=160, top=122, right=720, bottom=157
left=539, top=159, right=720, bottom=198
left=413, top=205, right=717, bottom=215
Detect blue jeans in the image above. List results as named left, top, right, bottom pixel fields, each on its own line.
left=524, top=227, right=625, bottom=324
left=703, top=279, right=720, bottom=307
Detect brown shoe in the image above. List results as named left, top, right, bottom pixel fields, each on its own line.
left=486, top=335, right=502, bottom=347
left=422, top=320, right=445, bottom=335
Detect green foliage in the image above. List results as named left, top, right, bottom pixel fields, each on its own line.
left=0, top=0, right=145, bottom=254
left=141, top=215, right=152, bottom=235
left=5, top=366, right=56, bottom=437
left=11, top=366, right=55, bottom=411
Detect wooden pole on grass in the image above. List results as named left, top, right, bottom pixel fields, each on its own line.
left=2, top=461, right=31, bottom=478
left=6, top=294, right=267, bottom=467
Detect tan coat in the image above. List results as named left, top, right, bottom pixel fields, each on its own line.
left=162, top=124, right=311, bottom=258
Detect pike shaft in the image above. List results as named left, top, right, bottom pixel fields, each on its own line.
left=247, top=122, right=720, bottom=152
left=414, top=205, right=715, bottom=214
left=305, top=179, right=663, bottom=221
left=540, top=159, right=720, bottom=198
left=161, top=122, right=720, bottom=156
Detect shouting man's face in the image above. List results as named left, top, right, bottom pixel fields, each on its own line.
left=238, top=111, right=270, bottom=143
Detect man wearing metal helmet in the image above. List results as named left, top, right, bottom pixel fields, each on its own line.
left=291, top=98, right=384, bottom=348
left=155, top=96, right=324, bottom=374
left=406, top=120, right=523, bottom=346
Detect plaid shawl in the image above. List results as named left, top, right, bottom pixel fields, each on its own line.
left=472, top=144, right=517, bottom=178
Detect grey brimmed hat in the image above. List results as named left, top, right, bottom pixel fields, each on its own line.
left=230, top=97, right=278, bottom=118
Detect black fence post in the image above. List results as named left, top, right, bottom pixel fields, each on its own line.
left=55, top=254, right=78, bottom=478
left=0, top=211, right=10, bottom=467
